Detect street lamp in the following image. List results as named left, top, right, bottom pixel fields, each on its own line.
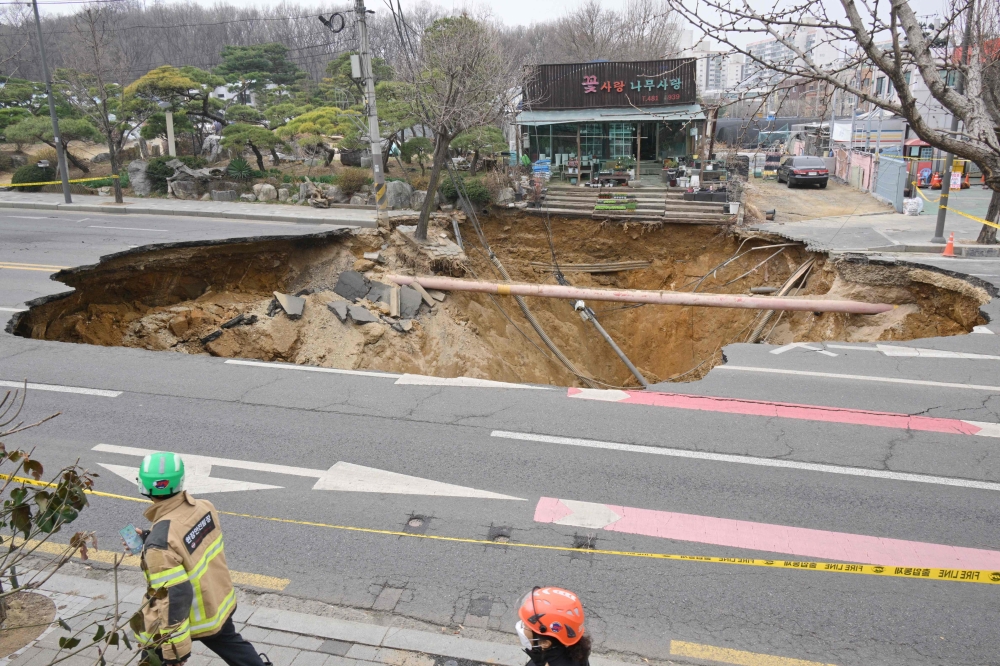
left=157, top=101, right=176, bottom=157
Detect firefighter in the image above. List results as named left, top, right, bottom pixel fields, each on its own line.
left=129, top=451, right=269, bottom=666
left=515, top=587, right=592, bottom=666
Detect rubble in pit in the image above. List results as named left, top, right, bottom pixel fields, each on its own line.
left=10, top=212, right=993, bottom=388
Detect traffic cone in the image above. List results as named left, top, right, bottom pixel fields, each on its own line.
left=943, top=232, right=955, bottom=257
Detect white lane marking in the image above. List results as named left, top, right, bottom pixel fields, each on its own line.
left=825, top=343, right=1000, bottom=359
left=0, top=306, right=26, bottom=312
left=93, top=443, right=523, bottom=499
left=394, top=374, right=551, bottom=389
left=88, top=225, right=167, bottom=232
left=224, top=359, right=401, bottom=379
left=769, top=342, right=837, bottom=357
left=99, top=463, right=283, bottom=494
left=716, top=365, right=1000, bottom=392
left=490, top=430, right=1000, bottom=493
left=7, top=215, right=51, bottom=219
left=973, top=326, right=994, bottom=335
left=0, top=379, right=120, bottom=397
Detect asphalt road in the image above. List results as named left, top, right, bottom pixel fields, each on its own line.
left=3, top=208, right=1000, bottom=666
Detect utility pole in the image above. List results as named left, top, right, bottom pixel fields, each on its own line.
left=827, top=86, right=837, bottom=155
left=31, top=0, right=71, bottom=203
left=355, top=0, right=387, bottom=219
left=931, top=0, right=974, bottom=243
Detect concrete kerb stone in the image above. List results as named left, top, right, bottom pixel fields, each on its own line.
left=249, top=607, right=390, bottom=646
left=380, top=629, right=524, bottom=666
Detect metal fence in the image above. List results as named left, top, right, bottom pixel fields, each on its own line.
left=872, top=155, right=907, bottom=212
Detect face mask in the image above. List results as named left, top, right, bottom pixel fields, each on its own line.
left=515, top=621, right=534, bottom=650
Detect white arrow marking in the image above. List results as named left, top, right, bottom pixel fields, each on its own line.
left=825, top=344, right=1000, bottom=360
left=99, top=463, right=283, bottom=494
left=93, top=444, right=523, bottom=500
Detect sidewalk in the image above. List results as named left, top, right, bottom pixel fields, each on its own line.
left=3, top=563, right=638, bottom=666
left=0, top=192, right=380, bottom=229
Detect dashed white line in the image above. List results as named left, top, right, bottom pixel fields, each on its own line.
left=973, top=326, right=994, bottom=335
left=394, top=374, right=550, bottom=389
left=0, top=380, right=121, bottom=397
left=490, top=430, right=1000, bottom=493
left=0, top=306, right=26, bottom=312
left=88, top=225, right=167, bottom=232
left=716, top=365, right=1000, bottom=392
left=224, top=359, right=401, bottom=378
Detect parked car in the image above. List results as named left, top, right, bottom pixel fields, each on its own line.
left=777, top=156, right=829, bottom=188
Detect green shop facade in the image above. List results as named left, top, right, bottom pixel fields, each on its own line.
left=517, top=59, right=705, bottom=182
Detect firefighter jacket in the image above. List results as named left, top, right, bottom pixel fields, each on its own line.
left=134, top=491, right=236, bottom=660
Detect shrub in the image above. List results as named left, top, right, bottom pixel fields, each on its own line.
left=336, top=167, right=371, bottom=197
left=86, top=171, right=130, bottom=190
left=438, top=176, right=491, bottom=206
left=147, top=155, right=205, bottom=193
left=226, top=158, right=253, bottom=181
left=12, top=163, right=56, bottom=192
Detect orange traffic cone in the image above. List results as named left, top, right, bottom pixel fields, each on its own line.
left=943, top=232, right=955, bottom=257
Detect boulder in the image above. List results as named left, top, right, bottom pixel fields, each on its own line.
left=385, top=180, right=414, bottom=210
left=253, top=183, right=278, bottom=201
left=211, top=190, right=237, bottom=202
left=349, top=194, right=368, bottom=206
left=333, top=271, right=370, bottom=301
left=91, top=152, right=111, bottom=164
left=127, top=160, right=151, bottom=196
left=9, top=154, right=27, bottom=168
left=289, top=194, right=299, bottom=204
left=299, top=181, right=316, bottom=200
left=98, top=186, right=111, bottom=196
left=201, top=135, right=222, bottom=163
left=200, top=192, right=211, bottom=201
left=323, top=185, right=349, bottom=203
left=495, top=187, right=515, bottom=205
left=240, top=193, right=257, bottom=202
left=409, top=190, right=440, bottom=211
left=278, top=187, right=289, bottom=202
left=169, top=180, right=198, bottom=199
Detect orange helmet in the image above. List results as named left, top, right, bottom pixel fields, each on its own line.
left=517, top=587, right=585, bottom=646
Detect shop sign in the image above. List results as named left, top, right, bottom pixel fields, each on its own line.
left=525, top=59, right=696, bottom=110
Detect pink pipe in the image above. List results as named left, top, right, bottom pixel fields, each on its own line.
left=385, top=275, right=895, bottom=314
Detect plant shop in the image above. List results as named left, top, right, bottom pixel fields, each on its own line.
left=517, top=58, right=706, bottom=185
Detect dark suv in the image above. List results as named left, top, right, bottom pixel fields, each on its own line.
left=777, top=156, right=829, bottom=188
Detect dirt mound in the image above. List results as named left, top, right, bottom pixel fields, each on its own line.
left=12, top=213, right=989, bottom=387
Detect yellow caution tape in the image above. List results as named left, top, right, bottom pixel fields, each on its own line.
left=5, top=472, right=999, bottom=585
left=910, top=180, right=1000, bottom=230
left=5, top=174, right=120, bottom=188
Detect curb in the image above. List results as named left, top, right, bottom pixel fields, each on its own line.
left=0, top=200, right=377, bottom=229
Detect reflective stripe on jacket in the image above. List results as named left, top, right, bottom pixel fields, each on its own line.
left=134, top=491, right=236, bottom=660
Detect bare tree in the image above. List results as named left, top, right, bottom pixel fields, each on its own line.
left=399, top=14, right=521, bottom=242
left=56, top=7, right=156, bottom=203
left=669, top=0, right=1000, bottom=241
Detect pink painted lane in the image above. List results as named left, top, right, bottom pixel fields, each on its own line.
left=566, top=387, right=999, bottom=437
left=535, top=497, right=1000, bottom=570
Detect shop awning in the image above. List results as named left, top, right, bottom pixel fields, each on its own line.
left=517, top=104, right=705, bottom=126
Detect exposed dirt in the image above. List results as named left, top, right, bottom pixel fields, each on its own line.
left=0, top=592, right=56, bottom=657
left=745, top=177, right=894, bottom=223
left=12, top=213, right=991, bottom=388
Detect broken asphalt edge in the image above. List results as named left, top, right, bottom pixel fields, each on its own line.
left=3, top=229, right=353, bottom=336
left=32, top=566, right=637, bottom=666
left=0, top=199, right=378, bottom=228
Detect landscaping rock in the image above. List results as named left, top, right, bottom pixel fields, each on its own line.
left=327, top=301, right=349, bottom=322
left=353, top=258, right=376, bottom=272
left=98, top=186, right=111, bottom=196
left=385, top=180, right=414, bottom=210
left=211, top=190, right=237, bottom=202
left=333, top=271, right=370, bottom=302
left=253, top=183, right=278, bottom=201
left=409, top=190, right=438, bottom=211
left=399, top=286, right=423, bottom=319
left=347, top=304, right=379, bottom=324
left=200, top=193, right=211, bottom=200
left=278, top=187, right=289, bottom=202
left=324, top=185, right=349, bottom=203
left=273, top=291, right=305, bottom=319
left=299, top=181, right=316, bottom=200
left=201, top=135, right=222, bottom=163
left=495, top=187, right=515, bottom=205
left=127, top=160, right=151, bottom=196
left=169, top=180, right=199, bottom=199
left=91, top=152, right=111, bottom=163
left=349, top=194, right=368, bottom=206
left=240, top=193, right=257, bottom=202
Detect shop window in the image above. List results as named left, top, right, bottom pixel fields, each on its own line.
left=609, top=122, right=633, bottom=158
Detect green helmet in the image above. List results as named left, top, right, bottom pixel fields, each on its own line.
left=137, top=452, right=185, bottom=497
